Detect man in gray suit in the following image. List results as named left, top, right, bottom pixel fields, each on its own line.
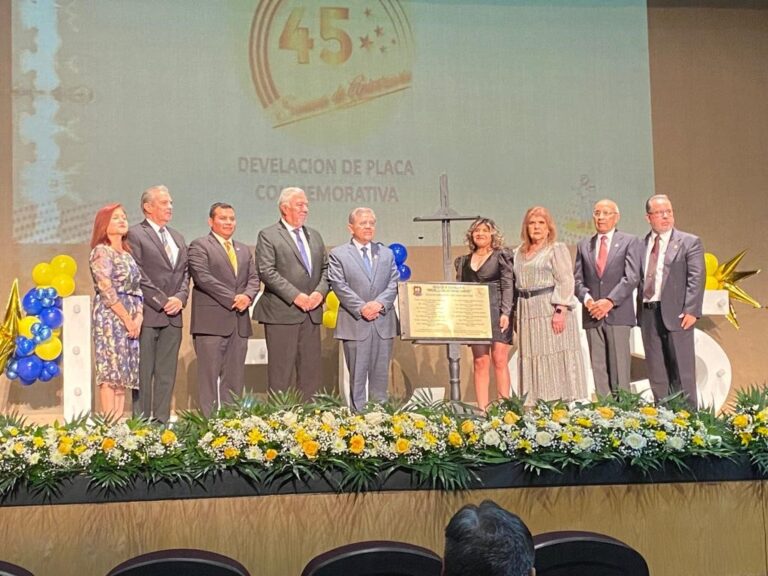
left=254, top=187, right=328, bottom=400
left=574, top=199, right=642, bottom=396
left=637, top=194, right=705, bottom=406
left=328, top=208, right=400, bottom=411
left=127, top=185, right=189, bottom=423
left=189, top=202, right=260, bottom=415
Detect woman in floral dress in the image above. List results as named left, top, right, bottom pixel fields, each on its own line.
left=513, top=206, right=586, bottom=403
left=89, top=203, right=143, bottom=417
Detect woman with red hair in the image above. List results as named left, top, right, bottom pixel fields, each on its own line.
left=514, top=206, right=586, bottom=403
left=89, top=203, right=143, bottom=417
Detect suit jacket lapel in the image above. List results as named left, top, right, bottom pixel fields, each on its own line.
left=143, top=220, right=173, bottom=267
left=279, top=222, right=309, bottom=272
left=660, top=229, right=680, bottom=293
left=347, top=241, right=371, bottom=280
left=605, top=232, right=624, bottom=272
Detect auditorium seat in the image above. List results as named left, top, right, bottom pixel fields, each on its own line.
left=105, top=548, right=250, bottom=576
left=300, top=540, right=442, bottom=576
left=533, top=530, right=649, bottom=576
left=0, top=560, right=34, bottom=576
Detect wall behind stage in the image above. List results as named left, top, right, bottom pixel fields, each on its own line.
left=0, top=1, right=767, bottom=418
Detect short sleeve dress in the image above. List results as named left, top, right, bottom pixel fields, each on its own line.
left=513, top=242, right=586, bottom=402
left=454, top=248, right=515, bottom=344
left=89, top=244, right=143, bottom=389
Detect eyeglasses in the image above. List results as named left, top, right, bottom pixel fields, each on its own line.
left=648, top=209, right=673, bottom=217
left=593, top=211, right=617, bottom=217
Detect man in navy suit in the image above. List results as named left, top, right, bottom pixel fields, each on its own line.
left=189, top=202, right=260, bottom=415
left=637, top=194, right=705, bottom=405
left=127, top=185, right=189, bottom=423
left=328, top=208, right=400, bottom=411
left=574, top=199, right=642, bottom=396
left=253, top=188, right=328, bottom=400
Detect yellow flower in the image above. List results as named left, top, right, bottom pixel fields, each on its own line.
left=740, top=432, right=754, bottom=446
left=640, top=406, right=658, bottom=417
left=424, top=432, right=438, bottom=445
left=573, top=433, right=583, bottom=444
left=575, top=417, right=592, bottom=428
left=223, top=446, right=240, bottom=459
left=295, top=428, right=311, bottom=443
left=101, top=438, right=116, bottom=452
left=265, top=448, right=278, bottom=461
left=211, top=435, right=228, bottom=449
left=677, top=410, right=691, bottom=420
left=302, top=440, right=320, bottom=459
left=596, top=406, right=615, bottom=420
left=624, top=418, right=640, bottom=429
left=673, top=418, right=689, bottom=427
left=757, top=409, right=768, bottom=422
left=392, top=424, right=403, bottom=436
left=490, top=418, right=501, bottom=429
left=441, top=415, right=452, bottom=426
left=646, top=417, right=658, bottom=427
left=448, top=431, right=463, bottom=447
left=32, top=437, right=45, bottom=448
left=552, top=409, right=569, bottom=423
left=468, top=433, right=479, bottom=444
left=268, top=419, right=280, bottom=429
left=13, top=442, right=24, bottom=455
left=460, top=420, right=475, bottom=435
left=757, top=426, right=768, bottom=437
left=337, top=426, right=349, bottom=438
left=655, top=430, right=667, bottom=442
left=223, top=419, right=242, bottom=429
left=559, top=432, right=573, bottom=443
left=395, top=437, right=410, bottom=454
left=517, top=439, right=533, bottom=453
left=503, top=411, right=520, bottom=425
left=135, top=428, right=150, bottom=438
left=414, top=420, right=426, bottom=430
left=160, top=430, right=177, bottom=446
left=247, top=429, right=264, bottom=445
left=321, top=423, right=332, bottom=433
left=692, top=435, right=705, bottom=447
left=74, top=445, right=87, bottom=456
left=349, top=435, right=365, bottom=454
left=8, top=427, right=19, bottom=437
left=536, top=418, right=548, bottom=428
left=732, top=414, right=750, bottom=429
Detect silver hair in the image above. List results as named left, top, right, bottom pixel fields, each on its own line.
left=278, top=187, right=306, bottom=207
left=348, top=207, right=376, bottom=225
left=140, top=185, right=169, bottom=214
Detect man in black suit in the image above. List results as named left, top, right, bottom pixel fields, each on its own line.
left=127, top=185, right=189, bottom=423
left=253, top=187, right=328, bottom=400
left=574, top=199, right=642, bottom=396
left=189, top=202, right=260, bottom=415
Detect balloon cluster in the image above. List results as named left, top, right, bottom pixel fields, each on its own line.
left=322, top=291, right=340, bottom=329
left=5, top=255, right=77, bottom=386
left=389, top=243, right=411, bottom=280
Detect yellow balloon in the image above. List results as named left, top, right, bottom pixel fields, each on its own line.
left=50, top=254, right=78, bottom=278
left=19, top=315, right=40, bottom=338
left=51, top=274, right=76, bottom=297
left=322, top=310, right=338, bottom=329
left=35, top=336, right=62, bottom=361
left=704, top=253, right=719, bottom=277
left=32, top=263, right=55, bottom=286
left=705, top=275, right=722, bottom=290
left=325, top=291, right=340, bottom=311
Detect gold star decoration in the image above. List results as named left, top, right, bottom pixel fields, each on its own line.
left=705, top=250, right=761, bottom=329
left=0, top=279, right=22, bottom=373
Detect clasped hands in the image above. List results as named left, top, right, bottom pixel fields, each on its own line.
left=231, top=294, right=252, bottom=312
left=293, top=291, right=324, bottom=313
left=360, top=301, right=384, bottom=321
left=585, top=298, right=614, bottom=321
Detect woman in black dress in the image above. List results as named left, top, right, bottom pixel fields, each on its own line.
left=454, top=218, right=514, bottom=409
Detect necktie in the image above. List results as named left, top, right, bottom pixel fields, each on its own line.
left=224, top=240, right=238, bottom=274
left=361, top=246, right=372, bottom=277
left=642, top=235, right=660, bottom=300
left=159, top=227, right=175, bottom=266
left=595, top=235, right=608, bottom=277
left=293, top=228, right=312, bottom=274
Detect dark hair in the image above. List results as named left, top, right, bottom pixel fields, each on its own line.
left=444, top=500, right=534, bottom=576
left=90, top=203, right=130, bottom=251
left=645, top=194, right=670, bottom=213
left=209, top=202, right=234, bottom=218
left=465, top=217, right=504, bottom=252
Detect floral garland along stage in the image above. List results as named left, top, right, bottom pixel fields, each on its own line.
left=1, top=388, right=767, bottom=498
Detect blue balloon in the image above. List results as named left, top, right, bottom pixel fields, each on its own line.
left=45, top=287, right=58, bottom=299
left=19, top=378, right=37, bottom=387
left=7, top=359, right=18, bottom=373
left=398, top=264, right=412, bottom=281
left=54, top=297, right=63, bottom=309
left=14, top=336, right=35, bottom=357
left=5, top=369, right=18, bottom=380
left=38, top=371, right=54, bottom=382
left=40, top=297, right=55, bottom=308
left=30, top=322, right=43, bottom=336
left=16, top=356, right=43, bottom=381
left=42, top=361, right=60, bottom=378
left=22, top=290, right=42, bottom=315
left=39, top=307, right=64, bottom=329
left=389, top=243, right=408, bottom=266
left=35, top=287, right=47, bottom=299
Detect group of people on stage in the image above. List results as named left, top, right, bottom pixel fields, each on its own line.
left=457, top=195, right=705, bottom=410
left=88, top=186, right=400, bottom=419
left=87, top=185, right=704, bottom=420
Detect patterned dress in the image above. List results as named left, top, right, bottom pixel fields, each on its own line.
left=89, top=244, right=143, bottom=389
left=454, top=248, right=515, bottom=345
left=513, top=242, right=586, bottom=402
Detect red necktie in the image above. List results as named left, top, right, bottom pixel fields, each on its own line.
left=595, top=235, right=608, bottom=277
left=643, top=235, right=660, bottom=300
